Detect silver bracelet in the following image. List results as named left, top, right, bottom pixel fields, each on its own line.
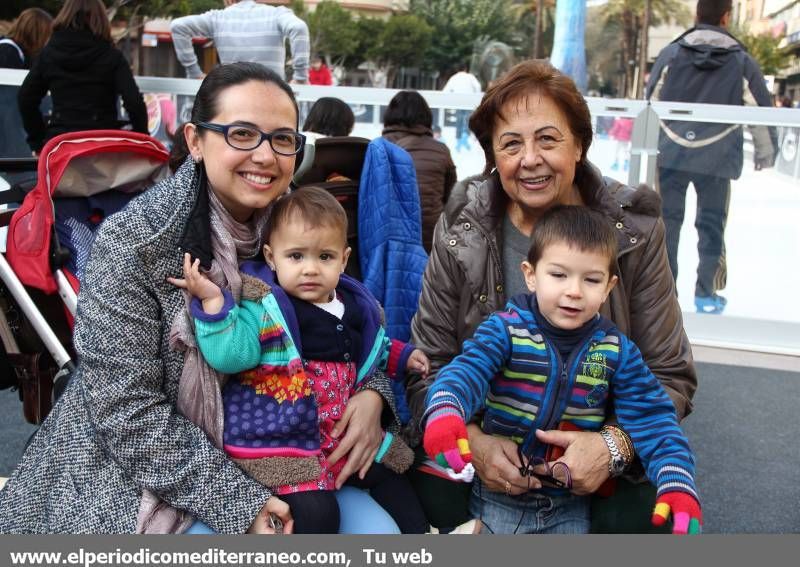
left=599, top=427, right=626, bottom=477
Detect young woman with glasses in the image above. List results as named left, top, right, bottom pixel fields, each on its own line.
left=0, top=62, right=399, bottom=535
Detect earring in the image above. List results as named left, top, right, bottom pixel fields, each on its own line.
left=192, top=154, right=203, bottom=164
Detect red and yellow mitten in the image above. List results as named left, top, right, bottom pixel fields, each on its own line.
left=652, top=491, right=702, bottom=535
left=423, top=409, right=472, bottom=473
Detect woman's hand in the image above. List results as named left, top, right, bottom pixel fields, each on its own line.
left=328, top=389, right=384, bottom=489
left=247, top=496, right=294, bottom=534
left=468, top=424, right=536, bottom=495
left=167, top=253, right=224, bottom=314
left=534, top=429, right=610, bottom=495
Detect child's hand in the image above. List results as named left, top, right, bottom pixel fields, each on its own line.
left=652, top=491, right=702, bottom=535
left=167, top=253, right=224, bottom=314
left=406, top=349, right=430, bottom=377
left=423, top=410, right=472, bottom=473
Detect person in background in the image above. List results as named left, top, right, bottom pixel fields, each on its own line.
left=646, top=0, right=777, bottom=314
left=609, top=117, right=633, bottom=172
left=0, top=8, right=52, bottom=69
left=17, top=0, right=147, bottom=155
left=302, top=97, right=354, bottom=140
left=778, top=96, right=794, bottom=108
left=0, top=7, right=53, bottom=158
left=381, top=90, right=456, bottom=253
left=309, top=55, right=333, bottom=86
left=441, top=63, right=482, bottom=152
left=294, top=97, right=356, bottom=179
left=170, top=0, right=309, bottom=83
left=406, top=59, right=696, bottom=534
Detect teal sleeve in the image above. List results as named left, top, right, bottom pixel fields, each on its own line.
left=377, top=334, right=392, bottom=372
left=194, top=300, right=264, bottom=374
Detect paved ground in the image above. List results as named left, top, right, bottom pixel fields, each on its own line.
left=0, top=360, right=797, bottom=533
left=681, top=362, right=800, bottom=533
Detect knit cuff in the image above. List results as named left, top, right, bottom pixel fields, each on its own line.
left=186, top=63, right=204, bottom=79
left=375, top=432, right=414, bottom=474
left=386, top=340, right=415, bottom=381
left=655, top=465, right=699, bottom=501
left=191, top=289, right=235, bottom=323
left=422, top=391, right=465, bottom=427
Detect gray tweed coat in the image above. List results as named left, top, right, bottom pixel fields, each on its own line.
left=0, top=159, right=395, bottom=533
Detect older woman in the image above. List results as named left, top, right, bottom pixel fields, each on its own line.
left=0, top=63, right=396, bottom=534
left=406, top=60, right=696, bottom=533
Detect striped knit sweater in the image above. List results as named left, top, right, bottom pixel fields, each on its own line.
left=170, top=1, right=309, bottom=81
left=424, top=293, right=697, bottom=500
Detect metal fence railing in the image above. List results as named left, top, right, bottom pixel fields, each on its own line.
left=2, top=69, right=800, bottom=356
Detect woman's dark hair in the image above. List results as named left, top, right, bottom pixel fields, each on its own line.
left=302, top=97, right=354, bottom=137
left=9, top=8, right=53, bottom=57
left=170, top=62, right=300, bottom=170
left=696, top=0, right=732, bottom=25
left=469, top=59, right=593, bottom=175
left=53, top=0, right=111, bottom=42
left=383, top=90, right=433, bottom=129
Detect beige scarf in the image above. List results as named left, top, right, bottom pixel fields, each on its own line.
left=135, top=177, right=271, bottom=534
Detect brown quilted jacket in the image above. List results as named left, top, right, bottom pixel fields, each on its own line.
left=382, top=125, right=457, bottom=253
left=406, top=162, right=697, bottom=445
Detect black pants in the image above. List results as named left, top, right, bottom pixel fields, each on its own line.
left=348, top=463, right=429, bottom=534
left=282, top=463, right=429, bottom=534
left=658, top=167, right=731, bottom=297
left=281, top=490, right=340, bottom=534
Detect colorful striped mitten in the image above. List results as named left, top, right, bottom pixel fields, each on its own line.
left=652, top=492, right=702, bottom=535
left=423, top=408, right=472, bottom=473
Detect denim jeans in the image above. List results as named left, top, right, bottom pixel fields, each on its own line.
left=469, top=479, right=590, bottom=534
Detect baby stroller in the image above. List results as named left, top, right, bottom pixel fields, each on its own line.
left=294, top=136, right=370, bottom=281
left=0, top=130, right=170, bottom=424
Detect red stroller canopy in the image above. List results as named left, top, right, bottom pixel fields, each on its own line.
left=6, top=130, right=169, bottom=294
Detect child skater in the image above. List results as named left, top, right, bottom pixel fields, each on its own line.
left=171, top=187, right=431, bottom=533
left=422, top=205, right=701, bottom=535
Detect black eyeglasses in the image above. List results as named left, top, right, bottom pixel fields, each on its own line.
left=196, top=122, right=305, bottom=155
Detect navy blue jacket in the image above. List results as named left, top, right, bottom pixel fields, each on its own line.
left=646, top=24, right=777, bottom=179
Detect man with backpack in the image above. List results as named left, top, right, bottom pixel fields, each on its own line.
left=646, top=0, right=776, bottom=314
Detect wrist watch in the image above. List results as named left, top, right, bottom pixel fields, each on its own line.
left=599, top=427, right=626, bottom=477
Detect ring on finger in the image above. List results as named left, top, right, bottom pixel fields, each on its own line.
left=504, top=479, right=511, bottom=495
